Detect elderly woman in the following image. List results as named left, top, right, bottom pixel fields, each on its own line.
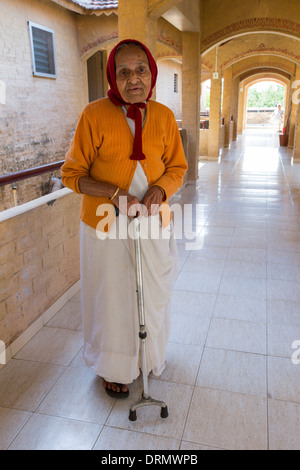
left=61, top=39, right=187, bottom=398
left=270, top=103, right=284, bottom=131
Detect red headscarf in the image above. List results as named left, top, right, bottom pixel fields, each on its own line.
left=106, top=39, right=158, bottom=161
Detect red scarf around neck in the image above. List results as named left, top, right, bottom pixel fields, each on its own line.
left=106, top=39, right=158, bottom=161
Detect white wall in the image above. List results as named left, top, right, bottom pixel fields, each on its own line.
left=156, top=59, right=182, bottom=120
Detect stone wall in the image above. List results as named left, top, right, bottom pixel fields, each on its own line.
left=0, top=189, right=81, bottom=348
left=0, top=0, right=88, bottom=210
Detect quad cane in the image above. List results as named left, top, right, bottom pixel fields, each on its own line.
left=128, top=215, right=168, bottom=421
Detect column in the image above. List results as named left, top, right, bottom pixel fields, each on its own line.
left=231, top=77, right=240, bottom=142
left=222, top=67, right=232, bottom=148
left=182, top=32, right=201, bottom=182
left=117, top=0, right=157, bottom=59
left=293, top=103, right=300, bottom=162
left=288, top=65, right=300, bottom=148
left=208, top=72, right=222, bottom=159
left=237, top=83, right=245, bottom=134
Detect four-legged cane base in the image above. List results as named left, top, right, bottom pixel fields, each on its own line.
left=129, top=393, right=168, bottom=421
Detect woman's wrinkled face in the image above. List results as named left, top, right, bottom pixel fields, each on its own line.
left=115, top=44, right=152, bottom=104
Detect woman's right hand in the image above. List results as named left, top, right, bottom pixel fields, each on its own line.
left=78, top=176, right=144, bottom=217
left=113, top=189, right=145, bottom=218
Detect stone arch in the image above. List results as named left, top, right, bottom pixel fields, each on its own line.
left=232, top=57, right=296, bottom=80
left=201, top=19, right=300, bottom=54
left=237, top=71, right=290, bottom=133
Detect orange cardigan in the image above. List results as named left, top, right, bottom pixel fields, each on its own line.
left=61, top=98, right=187, bottom=230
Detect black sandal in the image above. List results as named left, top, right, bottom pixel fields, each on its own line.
left=104, top=382, right=129, bottom=399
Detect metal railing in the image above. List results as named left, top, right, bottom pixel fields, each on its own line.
left=0, top=160, right=64, bottom=187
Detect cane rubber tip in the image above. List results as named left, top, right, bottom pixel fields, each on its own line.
left=161, top=406, right=168, bottom=418
left=129, top=409, right=137, bottom=421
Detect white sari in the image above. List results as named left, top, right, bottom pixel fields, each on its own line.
left=79, top=110, right=178, bottom=384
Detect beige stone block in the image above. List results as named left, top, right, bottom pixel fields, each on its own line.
left=21, top=291, right=49, bottom=323
left=23, top=238, right=48, bottom=263
left=20, top=259, right=43, bottom=283
left=63, top=208, right=81, bottom=227
left=0, top=216, right=27, bottom=244
left=46, top=272, right=68, bottom=301
left=0, top=275, right=17, bottom=301
left=5, top=280, right=33, bottom=311
left=47, top=228, right=68, bottom=250
left=41, top=215, right=64, bottom=239
left=32, top=266, right=59, bottom=294
left=15, top=233, right=38, bottom=255
left=0, top=302, right=7, bottom=322
left=0, top=240, right=16, bottom=266
left=0, top=304, right=24, bottom=345
left=41, top=244, right=64, bottom=270
left=0, top=253, right=24, bottom=279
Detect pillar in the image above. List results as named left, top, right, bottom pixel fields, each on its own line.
left=243, top=85, right=249, bottom=131
left=182, top=32, right=201, bottom=182
left=288, top=65, right=300, bottom=148
left=283, top=82, right=291, bottom=130
left=237, top=83, right=245, bottom=134
left=117, top=0, right=157, bottom=59
left=231, top=77, right=240, bottom=142
left=293, top=103, right=300, bottom=162
left=208, top=72, right=222, bottom=159
left=222, top=67, right=232, bottom=147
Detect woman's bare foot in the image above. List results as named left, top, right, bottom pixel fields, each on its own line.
left=103, top=380, right=129, bottom=398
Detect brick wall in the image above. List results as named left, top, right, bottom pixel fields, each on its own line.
left=0, top=0, right=88, bottom=210
left=0, top=190, right=81, bottom=348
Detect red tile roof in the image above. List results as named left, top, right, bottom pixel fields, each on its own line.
left=71, top=0, right=118, bottom=10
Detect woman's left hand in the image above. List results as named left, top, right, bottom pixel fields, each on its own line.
left=141, top=186, right=165, bottom=216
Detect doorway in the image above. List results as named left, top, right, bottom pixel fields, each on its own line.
left=87, top=50, right=105, bottom=102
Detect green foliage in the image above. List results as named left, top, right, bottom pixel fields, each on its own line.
left=247, top=84, right=284, bottom=108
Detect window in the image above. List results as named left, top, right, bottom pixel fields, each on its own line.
left=174, top=73, right=178, bottom=93
left=28, top=21, right=56, bottom=78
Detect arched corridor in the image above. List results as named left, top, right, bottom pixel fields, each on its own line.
left=1, top=130, right=299, bottom=450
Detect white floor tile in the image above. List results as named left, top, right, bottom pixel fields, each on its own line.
left=269, top=399, right=300, bottom=450
left=36, top=366, right=115, bottom=424
left=183, top=387, right=268, bottom=450
left=268, top=356, right=300, bottom=403
left=207, top=317, right=267, bottom=354
left=0, top=407, right=32, bottom=450
left=0, top=359, right=64, bottom=412
left=214, top=294, right=266, bottom=323
left=8, top=413, right=101, bottom=450
left=197, top=348, right=267, bottom=396
left=1, top=129, right=299, bottom=450
left=107, top=379, right=193, bottom=440
left=94, top=426, right=179, bottom=451
left=14, top=326, right=83, bottom=366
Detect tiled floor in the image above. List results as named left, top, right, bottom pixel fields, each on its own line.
left=1, top=128, right=300, bottom=450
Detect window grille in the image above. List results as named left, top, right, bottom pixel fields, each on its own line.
left=28, top=22, right=56, bottom=78
left=174, top=73, right=178, bottom=93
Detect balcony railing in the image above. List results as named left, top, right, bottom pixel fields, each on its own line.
left=0, top=160, right=64, bottom=187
